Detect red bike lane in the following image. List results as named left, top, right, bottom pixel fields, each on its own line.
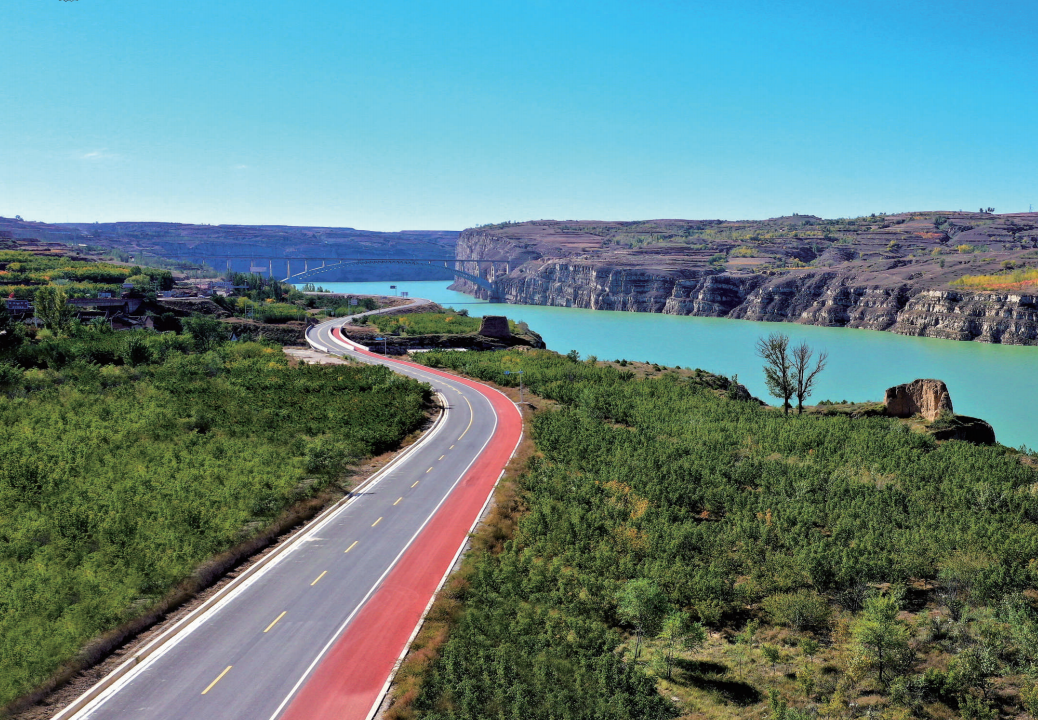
left=279, top=332, right=523, bottom=720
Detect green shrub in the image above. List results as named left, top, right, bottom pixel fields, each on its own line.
left=763, top=590, right=831, bottom=630
left=121, top=333, right=153, bottom=367
left=369, top=311, right=487, bottom=336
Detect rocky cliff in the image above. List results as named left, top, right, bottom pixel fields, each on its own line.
left=450, top=214, right=1038, bottom=345
left=884, top=379, right=954, bottom=421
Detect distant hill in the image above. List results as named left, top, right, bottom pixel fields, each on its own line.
left=0, top=217, right=460, bottom=282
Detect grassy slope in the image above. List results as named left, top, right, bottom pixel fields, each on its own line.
left=366, top=311, right=516, bottom=337
left=0, top=334, right=430, bottom=707
left=391, top=349, right=1038, bottom=720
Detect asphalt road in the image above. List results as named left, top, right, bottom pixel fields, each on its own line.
left=62, top=307, right=520, bottom=720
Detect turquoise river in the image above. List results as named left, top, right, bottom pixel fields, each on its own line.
left=307, top=280, right=1038, bottom=450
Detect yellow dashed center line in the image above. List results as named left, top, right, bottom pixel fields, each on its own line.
left=372, top=517, right=383, bottom=527
left=201, top=666, right=232, bottom=695
left=458, top=396, right=474, bottom=440
left=264, top=611, right=286, bottom=633
left=310, top=571, right=327, bottom=586
left=439, top=455, right=445, bottom=460
left=449, top=445, right=455, bottom=450
left=393, top=497, right=402, bottom=506
left=344, top=541, right=358, bottom=553
left=411, top=481, right=419, bottom=488
left=426, top=467, right=432, bottom=473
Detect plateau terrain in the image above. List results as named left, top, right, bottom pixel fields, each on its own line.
left=0, top=216, right=459, bottom=282
left=450, top=211, right=1038, bottom=344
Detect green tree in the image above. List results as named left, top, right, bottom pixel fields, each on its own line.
left=756, top=332, right=794, bottom=414
left=616, top=578, right=669, bottom=662
left=1020, top=684, right=1038, bottom=718
left=851, top=595, right=912, bottom=688
left=656, top=612, right=706, bottom=679
left=33, top=286, right=76, bottom=335
left=763, top=590, right=831, bottom=630
left=88, top=316, right=113, bottom=333
left=959, top=693, right=996, bottom=720
left=182, top=315, right=227, bottom=352
left=151, top=269, right=175, bottom=290
left=762, top=644, right=782, bottom=674
left=0, top=362, right=21, bottom=391
left=948, top=643, right=1003, bottom=701
left=768, top=688, right=788, bottom=720
left=0, top=299, right=21, bottom=349
left=725, top=374, right=742, bottom=400
left=121, top=334, right=153, bottom=367
left=125, top=273, right=152, bottom=291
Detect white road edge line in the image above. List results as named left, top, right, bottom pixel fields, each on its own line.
left=264, top=384, right=499, bottom=720
left=54, top=388, right=450, bottom=720
left=364, top=385, right=524, bottom=720
left=316, top=311, right=529, bottom=720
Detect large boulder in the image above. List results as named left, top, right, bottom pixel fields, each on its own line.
left=883, top=379, right=953, bottom=421
left=478, top=315, right=511, bottom=340
left=929, top=415, right=996, bottom=445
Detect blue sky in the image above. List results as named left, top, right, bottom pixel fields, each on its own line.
left=2, top=0, right=1035, bottom=230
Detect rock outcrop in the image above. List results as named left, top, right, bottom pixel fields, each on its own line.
left=928, top=415, right=996, bottom=445
left=457, top=263, right=1038, bottom=344
left=883, top=379, right=954, bottom=421
left=478, top=315, right=511, bottom=339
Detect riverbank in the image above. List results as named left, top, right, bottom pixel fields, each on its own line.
left=301, top=282, right=1038, bottom=450
left=450, top=213, right=1038, bottom=345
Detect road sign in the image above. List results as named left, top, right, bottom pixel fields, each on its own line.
left=350, top=299, right=358, bottom=306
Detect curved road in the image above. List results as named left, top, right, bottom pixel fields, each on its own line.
left=59, top=306, right=522, bottom=720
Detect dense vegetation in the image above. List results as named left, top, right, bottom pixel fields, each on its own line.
left=361, top=310, right=502, bottom=336
left=0, top=321, right=431, bottom=707
left=951, top=266, right=1038, bottom=291
left=216, top=272, right=380, bottom=323
left=0, top=251, right=173, bottom=299
left=398, top=349, right=1038, bottom=720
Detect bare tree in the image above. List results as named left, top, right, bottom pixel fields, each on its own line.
left=791, top=341, right=828, bottom=414
left=755, top=333, right=794, bottom=414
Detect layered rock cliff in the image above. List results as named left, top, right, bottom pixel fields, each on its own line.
left=450, top=214, right=1038, bottom=345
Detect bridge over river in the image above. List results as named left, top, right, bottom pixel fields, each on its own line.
left=157, top=254, right=507, bottom=300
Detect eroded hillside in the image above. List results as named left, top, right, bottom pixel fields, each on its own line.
left=450, top=212, right=1038, bottom=344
